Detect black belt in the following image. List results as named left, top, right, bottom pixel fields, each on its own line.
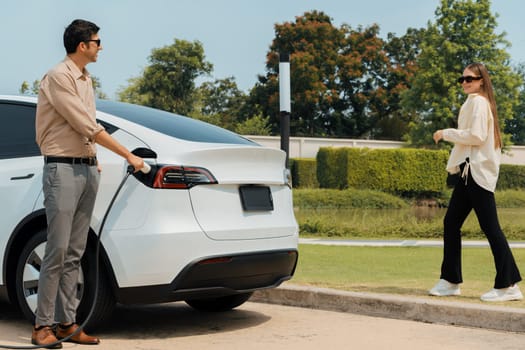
left=44, top=156, right=97, bottom=166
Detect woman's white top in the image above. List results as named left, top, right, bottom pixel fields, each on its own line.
left=442, top=93, right=500, bottom=192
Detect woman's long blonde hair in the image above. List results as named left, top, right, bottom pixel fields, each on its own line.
left=466, top=62, right=502, bottom=149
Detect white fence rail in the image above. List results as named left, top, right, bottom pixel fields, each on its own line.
left=245, top=135, right=525, bottom=166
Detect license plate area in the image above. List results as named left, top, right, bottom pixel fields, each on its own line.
left=239, top=185, right=274, bottom=211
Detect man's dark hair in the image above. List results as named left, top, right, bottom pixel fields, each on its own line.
left=63, top=19, right=100, bottom=54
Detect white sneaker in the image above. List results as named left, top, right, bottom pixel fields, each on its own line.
left=480, top=284, right=523, bottom=302
left=429, top=279, right=461, bottom=296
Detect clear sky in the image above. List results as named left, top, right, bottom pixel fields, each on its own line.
left=1, top=0, right=522, bottom=100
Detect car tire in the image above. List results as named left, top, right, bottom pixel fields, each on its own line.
left=185, top=292, right=253, bottom=312
left=14, top=229, right=115, bottom=330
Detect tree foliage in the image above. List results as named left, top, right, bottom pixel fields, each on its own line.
left=112, top=2, right=524, bottom=143
left=505, top=63, right=525, bottom=144
left=250, top=11, right=417, bottom=139
left=19, top=80, right=40, bottom=95
left=20, top=76, right=107, bottom=99
left=252, top=11, right=345, bottom=136
left=192, top=77, right=246, bottom=130
left=338, top=23, right=391, bottom=138
left=378, top=28, right=425, bottom=139
left=91, top=76, right=108, bottom=99
left=118, top=39, right=213, bottom=115
left=402, top=0, right=522, bottom=147
left=188, top=77, right=272, bottom=135
left=234, top=113, right=272, bottom=135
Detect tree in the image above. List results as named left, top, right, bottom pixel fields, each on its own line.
left=250, top=11, right=415, bottom=139
left=91, top=76, right=108, bottom=99
left=505, top=63, right=525, bottom=144
left=20, top=76, right=107, bottom=98
left=118, top=39, right=213, bottom=115
left=192, top=77, right=247, bottom=130
left=402, top=0, right=521, bottom=147
left=337, top=24, right=392, bottom=138
left=254, top=11, right=346, bottom=137
left=375, top=28, right=426, bottom=139
left=19, top=80, right=40, bottom=95
left=234, top=113, right=272, bottom=135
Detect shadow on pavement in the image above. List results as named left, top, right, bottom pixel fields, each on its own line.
left=0, top=299, right=271, bottom=342
left=0, top=300, right=23, bottom=321
left=98, top=302, right=271, bottom=339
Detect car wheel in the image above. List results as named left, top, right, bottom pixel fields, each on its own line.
left=185, top=292, right=253, bottom=312
left=15, top=229, right=115, bottom=329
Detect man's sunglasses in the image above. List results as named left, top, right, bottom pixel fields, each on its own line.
left=457, top=75, right=482, bottom=84
left=85, top=39, right=101, bottom=47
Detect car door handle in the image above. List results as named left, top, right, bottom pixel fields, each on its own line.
left=11, top=174, right=35, bottom=180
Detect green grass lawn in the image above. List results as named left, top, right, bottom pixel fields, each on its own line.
left=295, top=207, right=525, bottom=240
left=292, top=244, right=525, bottom=307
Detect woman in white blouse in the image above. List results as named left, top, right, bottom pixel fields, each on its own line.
left=430, top=62, right=522, bottom=302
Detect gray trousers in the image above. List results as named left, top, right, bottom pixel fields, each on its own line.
left=36, top=162, right=99, bottom=326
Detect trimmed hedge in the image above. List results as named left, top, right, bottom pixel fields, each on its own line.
left=293, top=149, right=525, bottom=194
left=290, top=158, right=319, bottom=188
left=317, top=147, right=450, bottom=196
left=315, top=148, right=349, bottom=189
left=498, top=164, right=525, bottom=190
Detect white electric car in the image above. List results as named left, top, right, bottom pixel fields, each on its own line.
left=0, top=95, right=298, bottom=328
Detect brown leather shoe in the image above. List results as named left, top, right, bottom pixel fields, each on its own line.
left=31, top=326, right=63, bottom=349
left=56, top=323, right=100, bottom=345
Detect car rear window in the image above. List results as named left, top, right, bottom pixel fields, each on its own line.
left=96, top=100, right=256, bottom=145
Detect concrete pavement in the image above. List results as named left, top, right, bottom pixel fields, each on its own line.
left=3, top=300, right=524, bottom=349
left=251, top=238, right=525, bottom=333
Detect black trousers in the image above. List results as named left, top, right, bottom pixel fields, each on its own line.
left=440, top=169, right=522, bottom=289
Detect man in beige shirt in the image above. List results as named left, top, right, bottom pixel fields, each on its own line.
left=32, top=19, right=144, bottom=348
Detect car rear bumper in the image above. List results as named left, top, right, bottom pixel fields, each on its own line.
left=114, top=249, right=298, bottom=304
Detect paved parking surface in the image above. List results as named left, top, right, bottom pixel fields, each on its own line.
left=1, top=300, right=525, bottom=350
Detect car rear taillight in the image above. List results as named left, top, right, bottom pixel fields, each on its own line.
left=152, top=165, right=218, bottom=189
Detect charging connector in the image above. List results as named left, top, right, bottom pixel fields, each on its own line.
left=127, top=162, right=151, bottom=174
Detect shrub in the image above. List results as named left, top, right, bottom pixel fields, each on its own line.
left=291, top=158, right=319, bottom=188
left=293, top=188, right=409, bottom=209
left=495, top=189, right=525, bottom=207
left=317, top=147, right=449, bottom=196
left=304, top=148, right=525, bottom=196
left=498, top=164, right=525, bottom=190
left=317, top=148, right=348, bottom=189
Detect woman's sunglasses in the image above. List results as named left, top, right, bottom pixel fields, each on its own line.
left=457, top=75, right=482, bottom=84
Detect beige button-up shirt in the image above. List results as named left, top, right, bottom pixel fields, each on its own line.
left=443, top=93, right=500, bottom=192
left=35, top=56, right=104, bottom=158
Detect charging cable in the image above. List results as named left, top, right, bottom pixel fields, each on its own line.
left=0, top=161, right=151, bottom=349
